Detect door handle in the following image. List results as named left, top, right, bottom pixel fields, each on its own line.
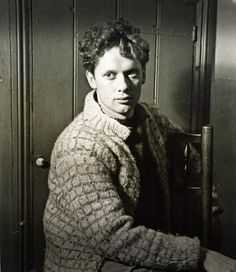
left=35, top=156, right=50, bottom=169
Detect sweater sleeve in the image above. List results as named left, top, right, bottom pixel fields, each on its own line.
left=149, top=104, right=201, bottom=183
left=53, top=148, right=200, bottom=271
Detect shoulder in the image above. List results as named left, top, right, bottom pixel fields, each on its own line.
left=51, top=112, right=118, bottom=167
left=140, top=102, right=182, bottom=134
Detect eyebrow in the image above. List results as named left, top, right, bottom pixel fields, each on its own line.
left=124, top=68, right=141, bottom=75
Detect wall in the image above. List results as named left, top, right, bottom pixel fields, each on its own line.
left=210, top=0, right=236, bottom=259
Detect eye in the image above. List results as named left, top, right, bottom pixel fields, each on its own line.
left=104, top=72, right=116, bottom=79
left=128, top=72, right=138, bottom=79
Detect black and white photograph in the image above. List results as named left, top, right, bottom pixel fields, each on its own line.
left=0, top=0, right=236, bottom=271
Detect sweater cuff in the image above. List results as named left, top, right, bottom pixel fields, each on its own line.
left=163, top=236, right=200, bottom=271
left=174, top=236, right=201, bottom=271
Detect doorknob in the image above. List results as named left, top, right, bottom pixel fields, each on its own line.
left=35, top=156, right=50, bottom=169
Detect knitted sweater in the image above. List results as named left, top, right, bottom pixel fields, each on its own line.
left=43, top=90, right=200, bottom=272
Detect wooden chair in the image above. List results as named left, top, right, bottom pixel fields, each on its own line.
left=168, top=125, right=214, bottom=247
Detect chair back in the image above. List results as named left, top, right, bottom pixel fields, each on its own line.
left=168, top=125, right=213, bottom=247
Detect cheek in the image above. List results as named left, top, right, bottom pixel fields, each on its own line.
left=134, top=85, right=142, bottom=97
left=96, top=80, right=113, bottom=92
left=97, top=88, right=113, bottom=103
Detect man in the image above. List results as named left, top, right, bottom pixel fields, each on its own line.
left=43, top=18, right=236, bottom=272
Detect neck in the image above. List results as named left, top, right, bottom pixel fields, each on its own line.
left=96, top=91, right=134, bottom=121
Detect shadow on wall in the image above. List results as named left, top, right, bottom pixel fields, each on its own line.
left=210, top=0, right=236, bottom=259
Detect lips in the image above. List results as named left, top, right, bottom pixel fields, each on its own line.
left=115, top=96, right=133, bottom=102
left=116, top=98, right=133, bottom=105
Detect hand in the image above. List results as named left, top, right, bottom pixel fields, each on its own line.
left=201, top=247, right=236, bottom=272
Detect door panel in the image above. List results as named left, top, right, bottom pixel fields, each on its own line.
left=32, top=0, right=74, bottom=270
left=160, top=0, right=195, bottom=28
left=157, top=0, right=197, bottom=130
left=158, top=36, right=193, bottom=129
left=120, top=0, right=157, bottom=26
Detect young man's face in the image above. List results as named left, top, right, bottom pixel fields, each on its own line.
left=86, top=47, right=144, bottom=120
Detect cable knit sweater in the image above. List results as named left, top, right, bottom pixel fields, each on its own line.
left=43, top=90, right=200, bottom=272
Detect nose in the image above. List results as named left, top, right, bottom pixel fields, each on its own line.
left=117, top=73, right=128, bottom=92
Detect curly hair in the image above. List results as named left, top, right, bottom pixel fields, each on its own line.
left=78, top=18, right=149, bottom=74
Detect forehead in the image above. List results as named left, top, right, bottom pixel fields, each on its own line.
left=95, top=47, right=142, bottom=72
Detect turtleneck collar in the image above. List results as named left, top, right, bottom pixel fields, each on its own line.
left=83, top=90, right=149, bottom=141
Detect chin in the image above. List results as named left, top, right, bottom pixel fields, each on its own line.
left=119, top=108, right=134, bottom=117
left=118, top=106, right=132, bottom=114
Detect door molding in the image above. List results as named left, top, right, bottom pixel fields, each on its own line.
left=191, top=0, right=217, bottom=131
left=15, top=0, right=32, bottom=270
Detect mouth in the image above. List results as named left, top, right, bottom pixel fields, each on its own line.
left=115, top=97, right=134, bottom=104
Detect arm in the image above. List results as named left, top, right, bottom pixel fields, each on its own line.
left=54, top=150, right=200, bottom=271
left=145, top=105, right=236, bottom=271
left=151, top=105, right=201, bottom=182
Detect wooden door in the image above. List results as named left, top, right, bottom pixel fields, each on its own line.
left=31, top=1, right=74, bottom=270
left=11, top=0, right=211, bottom=271
left=30, top=1, right=117, bottom=271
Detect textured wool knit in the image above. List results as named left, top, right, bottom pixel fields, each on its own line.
left=43, top=90, right=201, bottom=272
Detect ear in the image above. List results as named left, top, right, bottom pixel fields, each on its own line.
left=85, top=70, right=97, bottom=89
